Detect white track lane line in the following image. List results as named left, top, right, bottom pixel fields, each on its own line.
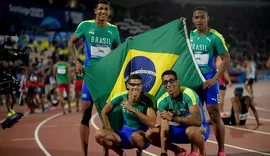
left=248, top=116, right=270, bottom=122
left=225, top=125, right=270, bottom=135
left=12, top=138, right=35, bottom=141
left=91, top=112, right=270, bottom=156
left=207, top=140, right=270, bottom=155
left=34, top=112, right=62, bottom=156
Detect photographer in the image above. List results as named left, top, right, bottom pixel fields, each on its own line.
left=1, top=60, right=17, bottom=117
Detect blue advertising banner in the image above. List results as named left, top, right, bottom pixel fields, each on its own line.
left=0, top=1, right=94, bottom=30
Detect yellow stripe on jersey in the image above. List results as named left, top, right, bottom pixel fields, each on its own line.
left=107, top=22, right=117, bottom=28
left=209, top=29, right=228, bottom=51
left=157, top=92, right=170, bottom=108
left=76, top=20, right=95, bottom=29
left=182, top=87, right=197, bottom=105
left=192, top=29, right=198, bottom=32
left=111, top=91, right=128, bottom=101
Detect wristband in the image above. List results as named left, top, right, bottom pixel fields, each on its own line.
left=160, top=153, right=168, bottom=156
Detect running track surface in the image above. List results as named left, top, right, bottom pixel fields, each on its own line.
left=1, top=81, right=270, bottom=156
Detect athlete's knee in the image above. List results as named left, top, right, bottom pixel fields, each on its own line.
left=81, top=101, right=92, bottom=111
left=186, top=126, right=197, bottom=138
left=145, top=127, right=158, bottom=140
left=207, top=105, right=222, bottom=122
left=80, top=106, right=93, bottom=127
left=131, top=131, right=145, bottom=146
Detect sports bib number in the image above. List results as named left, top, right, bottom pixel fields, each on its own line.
left=194, top=52, right=209, bottom=66
left=91, top=44, right=111, bottom=58
left=239, top=112, right=248, bottom=120
left=57, top=68, right=66, bottom=74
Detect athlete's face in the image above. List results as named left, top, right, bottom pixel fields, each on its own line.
left=94, top=4, right=111, bottom=21
left=127, top=79, right=143, bottom=96
left=192, top=10, right=209, bottom=31
left=162, top=74, right=179, bottom=95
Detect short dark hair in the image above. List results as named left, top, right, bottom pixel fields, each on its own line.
left=193, top=6, right=208, bottom=14
left=127, top=74, right=142, bottom=82
left=161, top=70, right=178, bottom=80
left=95, top=0, right=111, bottom=8
left=59, top=55, right=65, bottom=61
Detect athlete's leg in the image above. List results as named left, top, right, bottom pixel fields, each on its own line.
left=130, top=131, right=148, bottom=156
left=35, top=87, right=45, bottom=112
left=76, top=91, right=80, bottom=112
left=145, top=126, right=186, bottom=154
left=95, top=129, right=124, bottom=155
left=80, top=82, right=93, bottom=156
left=57, top=85, right=66, bottom=114
left=65, top=84, right=71, bottom=113
left=3, top=94, right=11, bottom=117
left=244, top=80, right=252, bottom=96
left=26, top=88, right=35, bottom=113
left=219, top=87, right=226, bottom=112
left=10, top=93, right=16, bottom=114
left=205, top=81, right=225, bottom=155
left=249, top=80, right=254, bottom=98
left=185, top=126, right=206, bottom=156
left=207, top=105, right=225, bottom=153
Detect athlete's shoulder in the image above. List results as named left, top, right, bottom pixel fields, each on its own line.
left=107, top=22, right=118, bottom=28
left=112, top=91, right=127, bottom=100
left=190, top=29, right=197, bottom=35
left=77, top=20, right=95, bottom=28
left=181, top=86, right=196, bottom=96
left=209, top=28, right=224, bottom=38
left=157, top=92, right=170, bottom=104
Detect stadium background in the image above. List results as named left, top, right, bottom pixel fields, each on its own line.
left=0, top=0, right=269, bottom=82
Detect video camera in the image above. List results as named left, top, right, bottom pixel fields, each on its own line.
left=0, top=47, right=30, bottom=66
left=0, top=47, right=30, bottom=95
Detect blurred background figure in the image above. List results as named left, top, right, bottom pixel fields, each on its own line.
left=216, top=56, right=232, bottom=113
left=244, top=55, right=256, bottom=99
left=221, top=87, right=260, bottom=126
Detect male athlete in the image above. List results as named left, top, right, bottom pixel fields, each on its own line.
left=182, top=6, right=230, bottom=156
left=68, top=0, right=121, bottom=155
left=145, top=70, right=210, bottom=156
left=53, top=55, right=71, bottom=114
left=95, top=74, right=157, bottom=156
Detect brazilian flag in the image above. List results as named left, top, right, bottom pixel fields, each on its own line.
left=84, top=19, right=205, bottom=130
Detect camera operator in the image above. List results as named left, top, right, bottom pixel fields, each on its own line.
left=1, top=60, right=17, bottom=117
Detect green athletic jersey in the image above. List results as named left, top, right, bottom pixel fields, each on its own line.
left=56, top=63, right=69, bottom=84
left=110, top=91, right=156, bottom=130
left=157, top=87, right=204, bottom=120
left=74, top=20, right=121, bottom=67
left=190, top=29, right=228, bottom=74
